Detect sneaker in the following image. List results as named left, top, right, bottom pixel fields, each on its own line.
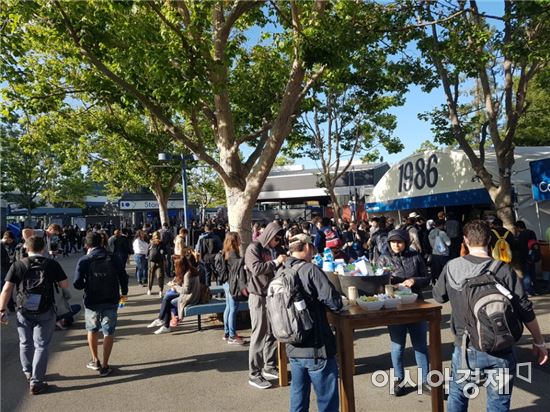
left=159, top=291, right=163, bottom=298
left=86, top=359, right=101, bottom=370
left=147, top=319, right=164, bottom=328
left=153, top=326, right=171, bottom=335
left=142, top=283, right=147, bottom=287
left=222, top=333, right=229, bottom=341
left=29, top=382, right=49, bottom=395
left=392, top=379, right=407, bottom=397
left=24, top=372, right=31, bottom=381
left=55, top=320, right=67, bottom=330
left=99, top=366, right=112, bottom=377
left=248, top=376, right=272, bottom=389
left=147, top=290, right=151, bottom=296
left=169, top=316, right=179, bottom=328
left=227, top=336, right=244, bottom=345
left=262, top=368, right=279, bottom=380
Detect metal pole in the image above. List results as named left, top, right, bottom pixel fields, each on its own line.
left=535, top=201, right=543, bottom=240
left=181, top=155, right=189, bottom=236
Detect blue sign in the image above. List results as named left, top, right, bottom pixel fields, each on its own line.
left=530, top=158, right=550, bottom=202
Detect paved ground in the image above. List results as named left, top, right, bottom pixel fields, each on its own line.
left=1, top=254, right=549, bottom=412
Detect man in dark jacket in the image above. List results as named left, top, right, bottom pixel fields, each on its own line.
left=244, top=221, right=286, bottom=389
left=74, top=232, right=128, bottom=377
left=433, top=220, right=547, bottom=411
left=285, top=229, right=343, bottom=411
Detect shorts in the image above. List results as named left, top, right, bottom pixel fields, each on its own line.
left=85, top=304, right=118, bottom=335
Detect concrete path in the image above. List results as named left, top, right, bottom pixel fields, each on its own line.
left=1, top=254, right=549, bottom=412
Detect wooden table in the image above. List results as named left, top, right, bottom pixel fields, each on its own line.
left=278, top=301, right=443, bottom=412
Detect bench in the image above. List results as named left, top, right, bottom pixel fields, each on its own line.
left=184, top=298, right=249, bottom=331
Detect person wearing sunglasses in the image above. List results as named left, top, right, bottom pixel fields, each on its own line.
left=244, top=222, right=287, bottom=389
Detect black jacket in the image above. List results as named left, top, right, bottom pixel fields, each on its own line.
left=376, top=249, right=430, bottom=295
left=284, top=257, right=343, bottom=359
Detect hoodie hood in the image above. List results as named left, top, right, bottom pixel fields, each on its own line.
left=387, top=229, right=410, bottom=248
left=257, top=222, right=284, bottom=248
left=445, top=256, right=493, bottom=290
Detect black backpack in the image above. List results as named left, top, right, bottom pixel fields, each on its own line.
left=85, top=256, right=120, bottom=305
left=228, top=258, right=249, bottom=302
left=16, top=257, right=55, bottom=314
left=462, top=260, right=523, bottom=353
left=214, top=251, right=229, bottom=284
left=149, top=243, right=165, bottom=264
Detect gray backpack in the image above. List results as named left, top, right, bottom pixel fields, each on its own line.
left=266, top=261, right=314, bottom=344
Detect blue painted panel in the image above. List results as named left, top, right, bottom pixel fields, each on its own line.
left=366, top=188, right=491, bottom=213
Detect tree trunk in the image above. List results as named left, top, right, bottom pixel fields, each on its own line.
left=327, top=187, right=342, bottom=221
left=488, top=186, right=516, bottom=231
left=153, top=190, right=169, bottom=227
left=225, top=186, right=256, bottom=249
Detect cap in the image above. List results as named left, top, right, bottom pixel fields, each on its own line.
left=408, top=212, right=419, bottom=218
left=387, top=229, right=410, bottom=243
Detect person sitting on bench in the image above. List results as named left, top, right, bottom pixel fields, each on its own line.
left=147, top=254, right=201, bottom=334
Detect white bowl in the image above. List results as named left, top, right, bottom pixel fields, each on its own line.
left=382, top=297, right=400, bottom=309
left=396, top=293, right=418, bottom=304
left=357, top=299, right=384, bottom=311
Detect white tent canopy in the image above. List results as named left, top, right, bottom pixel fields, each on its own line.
left=366, top=147, right=550, bottom=238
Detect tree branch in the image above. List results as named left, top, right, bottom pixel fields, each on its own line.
left=239, top=121, right=273, bottom=143
left=244, top=129, right=271, bottom=172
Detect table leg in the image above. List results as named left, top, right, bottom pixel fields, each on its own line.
left=428, top=310, right=444, bottom=412
left=278, top=342, right=289, bottom=387
left=338, top=320, right=355, bottom=412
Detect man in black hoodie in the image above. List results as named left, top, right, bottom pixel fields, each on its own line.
left=284, top=229, right=343, bottom=411
left=433, top=220, right=547, bottom=411
left=244, top=221, right=286, bottom=389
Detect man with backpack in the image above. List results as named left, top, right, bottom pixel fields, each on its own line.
left=269, top=229, right=343, bottom=411
left=433, top=220, right=547, bottom=411
left=428, top=219, right=451, bottom=284
left=74, top=232, right=128, bottom=377
left=514, top=221, right=538, bottom=296
left=195, top=223, right=222, bottom=286
left=0, top=236, right=69, bottom=395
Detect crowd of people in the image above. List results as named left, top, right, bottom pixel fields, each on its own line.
left=0, top=211, right=548, bottom=411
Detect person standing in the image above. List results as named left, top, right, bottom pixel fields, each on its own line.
left=133, top=230, right=149, bottom=287
left=514, top=221, right=537, bottom=296
left=428, top=219, right=451, bottom=284
left=376, top=229, right=431, bottom=396
left=433, top=220, right=547, bottom=411
left=245, top=222, right=286, bottom=389
left=0, top=236, right=69, bottom=394
left=195, top=223, right=222, bottom=286
left=74, top=232, right=128, bottom=377
left=284, top=230, right=343, bottom=412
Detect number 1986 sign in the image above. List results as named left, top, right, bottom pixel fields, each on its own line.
left=398, top=154, right=439, bottom=193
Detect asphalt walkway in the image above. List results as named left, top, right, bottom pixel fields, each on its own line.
left=1, top=254, right=549, bottom=412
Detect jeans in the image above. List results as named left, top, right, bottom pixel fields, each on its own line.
left=522, top=263, right=535, bottom=295
left=134, top=254, right=147, bottom=283
left=387, top=321, right=429, bottom=383
left=85, top=304, right=118, bottom=335
left=289, top=357, right=339, bottom=412
left=223, top=282, right=240, bottom=338
left=448, top=345, right=516, bottom=412
left=158, top=291, right=180, bottom=327
left=248, top=294, right=277, bottom=379
left=16, top=308, right=56, bottom=385
left=204, top=262, right=215, bottom=286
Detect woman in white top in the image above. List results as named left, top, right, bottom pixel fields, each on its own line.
left=133, top=230, right=149, bottom=286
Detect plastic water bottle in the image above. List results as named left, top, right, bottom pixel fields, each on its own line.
left=314, top=254, right=323, bottom=267
left=323, top=247, right=334, bottom=262
left=118, top=297, right=127, bottom=309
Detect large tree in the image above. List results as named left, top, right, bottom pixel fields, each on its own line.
left=1, top=0, right=407, bottom=243
left=413, top=0, right=550, bottom=228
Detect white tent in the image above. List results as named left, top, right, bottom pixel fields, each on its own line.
left=366, top=147, right=550, bottom=238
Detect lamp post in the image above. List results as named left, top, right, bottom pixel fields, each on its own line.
left=158, top=153, right=194, bottom=232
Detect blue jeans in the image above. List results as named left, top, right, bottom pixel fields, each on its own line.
left=387, top=321, right=429, bottom=383
left=522, top=263, right=535, bottom=295
left=289, top=357, right=339, bottom=412
left=223, top=282, right=239, bottom=337
left=448, top=345, right=516, bottom=412
left=134, top=254, right=147, bottom=283
left=85, top=304, right=118, bottom=335
left=16, top=308, right=56, bottom=385
left=158, top=290, right=180, bottom=327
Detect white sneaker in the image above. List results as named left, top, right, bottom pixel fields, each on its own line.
left=147, top=290, right=151, bottom=296
left=147, top=319, right=164, bottom=328
left=159, top=291, right=163, bottom=298
left=153, top=326, right=171, bottom=335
